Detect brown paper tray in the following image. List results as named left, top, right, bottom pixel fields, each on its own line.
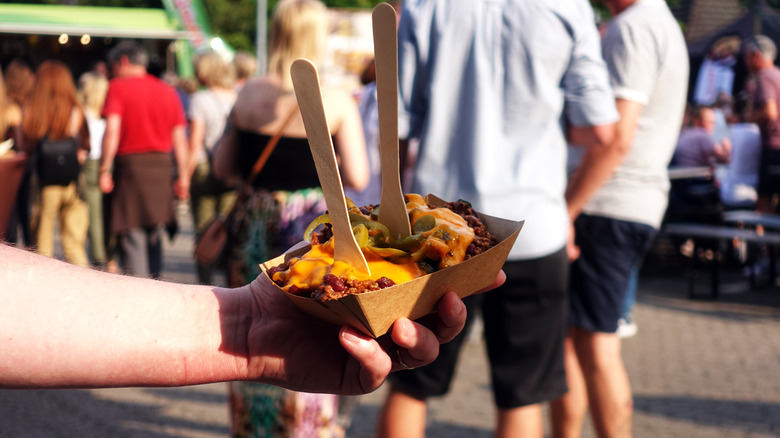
left=258, top=195, right=524, bottom=337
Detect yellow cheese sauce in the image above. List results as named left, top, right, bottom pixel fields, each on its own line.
left=277, top=240, right=426, bottom=292
left=406, top=194, right=475, bottom=268
left=274, top=194, right=476, bottom=292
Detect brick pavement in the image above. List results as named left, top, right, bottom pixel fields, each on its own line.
left=1, top=212, right=779, bottom=437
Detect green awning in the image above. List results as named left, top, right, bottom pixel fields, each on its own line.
left=0, top=3, right=194, bottom=40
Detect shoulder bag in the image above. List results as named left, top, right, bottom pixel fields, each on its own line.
left=194, top=105, right=299, bottom=267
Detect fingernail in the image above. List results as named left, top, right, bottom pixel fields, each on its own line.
left=341, top=329, right=364, bottom=346
left=401, top=318, right=415, bottom=338
left=455, top=298, right=466, bottom=316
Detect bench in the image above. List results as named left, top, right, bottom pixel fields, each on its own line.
left=661, top=223, right=780, bottom=298
left=723, top=210, right=780, bottom=230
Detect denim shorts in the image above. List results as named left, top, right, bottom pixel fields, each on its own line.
left=569, top=214, right=657, bottom=333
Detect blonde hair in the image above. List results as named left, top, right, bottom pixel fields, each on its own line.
left=0, top=66, right=8, bottom=137
left=78, top=71, right=108, bottom=117
left=267, top=0, right=329, bottom=90
left=194, top=50, right=236, bottom=89
left=233, top=51, right=257, bottom=81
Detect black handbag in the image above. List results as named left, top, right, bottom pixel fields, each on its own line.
left=37, top=135, right=80, bottom=186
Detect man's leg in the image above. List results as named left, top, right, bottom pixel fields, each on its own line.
left=496, top=404, right=543, bottom=438
left=59, top=183, right=90, bottom=268
left=376, top=294, right=482, bottom=438
left=485, top=252, right=569, bottom=438
left=560, top=215, right=654, bottom=438
left=572, top=329, right=632, bottom=438
left=118, top=227, right=149, bottom=277
left=36, top=185, right=63, bottom=258
left=550, top=334, right=589, bottom=438
left=756, top=149, right=780, bottom=213
left=376, top=387, right=427, bottom=438
left=83, top=159, right=107, bottom=265
left=146, top=225, right=164, bottom=279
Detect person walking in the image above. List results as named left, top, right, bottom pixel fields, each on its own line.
left=551, top=0, right=689, bottom=437
left=78, top=71, right=110, bottom=268
left=187, top=50, right=238, bottom=284
left=211, top=0, right=369, bottom=436
left=743, top=35, right=780, bottom=214
left=21, top=60, right=91, bottom=268
left=376, top=1, right=618, bottom=437
left=99, top=42, right=190, bottom=278
left=3, top=58, right=34, bottom=245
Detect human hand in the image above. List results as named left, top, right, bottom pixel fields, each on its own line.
left=567, top=221, right=580, bottom=262
left=240, top=271, right=504, bottom=395
left=174, top=175, right=190, bottom=200
left=99, top=172, right=114, bottom=193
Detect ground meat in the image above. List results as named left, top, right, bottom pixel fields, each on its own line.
left=444, top=200, right=499, bottom=258
left=311, top=276, right=395, bottom=301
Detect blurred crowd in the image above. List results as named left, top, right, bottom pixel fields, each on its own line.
left=1, top=0, right=780, bottom=437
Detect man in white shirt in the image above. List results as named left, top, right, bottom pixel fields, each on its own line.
left=377, top=1, right=618, bottom=436
left=551, top=1, right=689, bottom=437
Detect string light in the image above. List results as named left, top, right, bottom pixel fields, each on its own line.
left=80, top=34, right=91, bottom=45
left=58, top=33, right=68, bottom=44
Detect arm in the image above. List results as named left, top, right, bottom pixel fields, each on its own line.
left=0, top=244, right=487, bottom=392
left=713, top=137, right=731, bottom=164
left=211, top=117, right=242, bottom=185
left=187, top=118, right=205, bottom=178
left=172, top=124, right=190, bottom=200
left=332, top=92, right=370, bottom=191
left=72, top=108, right=90, bottom=164
left=566, top=99, right=642, bottom=221
left=99, top=114, right=121, bottom=193
left=745, top=97, right=778, bottom=125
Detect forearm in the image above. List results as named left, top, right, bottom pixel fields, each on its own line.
left=187, top=120, right=205, bottom=177
left=0, top=245, right=253, bottom=388
left=172, top=126, right=190, bottom=180
left=567, top=100, right=639, bottom=220
left=565, top=123, right=620, bottom=220
left=100, top=120, right=120, bottom=173
left=566, top=139, right=629, bottom=220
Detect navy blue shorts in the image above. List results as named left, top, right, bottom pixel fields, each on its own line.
left=758, top=148, right=780, bottom=197
left=389, top=248, right=569, bottom=409
left=569, top=214, right=657, bottom=333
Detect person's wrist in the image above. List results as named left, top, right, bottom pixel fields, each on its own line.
left=218, top=283, right=264, bottom=381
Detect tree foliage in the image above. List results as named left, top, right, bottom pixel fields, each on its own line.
left=202, top=0, right=387, bottom=54
left=12, top=0, right=385, bottom=55
left=12, top=0, right=164, bottom=7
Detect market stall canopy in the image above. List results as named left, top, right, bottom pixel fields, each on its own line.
left=0, top=3, right=195, bottom=40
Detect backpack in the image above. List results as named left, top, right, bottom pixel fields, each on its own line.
left=37, top=135, right=80, bottom=186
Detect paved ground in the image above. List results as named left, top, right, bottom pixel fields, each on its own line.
left=1, top=210, right=779, bottom=437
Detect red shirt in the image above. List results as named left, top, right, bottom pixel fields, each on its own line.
left=102, top=74, right=186, bottom=156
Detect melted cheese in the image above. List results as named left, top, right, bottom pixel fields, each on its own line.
left=277, top=193, right=475, bottom=291
left=280, top=240, right=426, bottom=292
left=406, top=194, right=475, bottom=268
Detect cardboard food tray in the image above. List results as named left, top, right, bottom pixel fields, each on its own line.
left=259, top=195, right=524, bottom=338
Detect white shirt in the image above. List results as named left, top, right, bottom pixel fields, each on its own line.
left=85, top=111, right=105, bottom=161
left=582, top=0, right=689, bottom=228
